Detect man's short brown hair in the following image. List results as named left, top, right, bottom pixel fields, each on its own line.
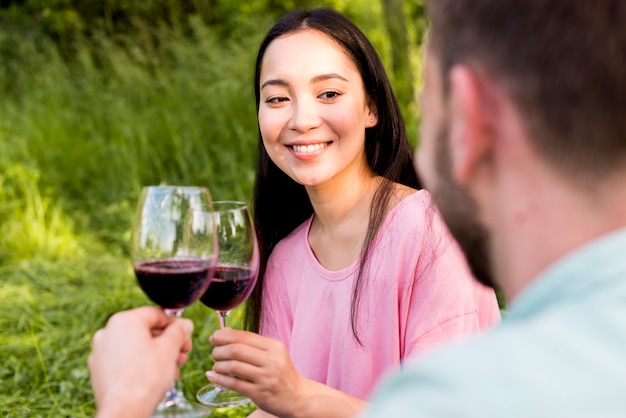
left=427, top=0, right=626, bottom=182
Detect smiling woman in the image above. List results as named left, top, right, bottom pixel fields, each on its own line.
left=198, top=7, right=501, bottom=418
left=258, top=29, right=377, bottom=184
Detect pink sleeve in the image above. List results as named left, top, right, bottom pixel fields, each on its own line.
left=401, top=207, right=500, bottom=359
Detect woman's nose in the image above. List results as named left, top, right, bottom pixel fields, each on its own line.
left=287, top=99, right=322, bottom=132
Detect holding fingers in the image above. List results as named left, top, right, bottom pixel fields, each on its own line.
left=88, top=306, right=194, bottom=418
left=206, top=329, right=364, bottom=418
left=208, top=329, right=305, bottom=413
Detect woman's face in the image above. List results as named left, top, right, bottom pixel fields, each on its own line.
left=258, top=29, right=377, bottom=188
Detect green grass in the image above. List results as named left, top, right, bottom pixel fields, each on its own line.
left=0, top=250, right=256, bottom=417
left=0, top=17, right=265, bottom=418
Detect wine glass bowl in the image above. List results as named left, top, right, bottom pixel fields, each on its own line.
left=133, top=259, right=215, bottom=312
left=131, top=185, right=217, bottom=417
left=196, top=201, right=259, bottom=408
left=199, top=265, right=257, bottom=312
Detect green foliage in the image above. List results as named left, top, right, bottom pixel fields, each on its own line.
left=0, top=255, right=133, bottom=417
left=0, top=14, right=266, bottom=418
left=0, top=162, right=81, bottom=263
left=0, top=252, right=255, bottom=417
left=1, top=16, right=266, bottom=248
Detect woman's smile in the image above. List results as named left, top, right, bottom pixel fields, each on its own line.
left=289, top=141, right=333, bottom=157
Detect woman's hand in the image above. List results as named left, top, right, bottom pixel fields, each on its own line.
left=206, top=329, right=366, bottom=418
left=207, top=329, right=306, bottom=417
left=88, top=306, right=194, bottom=418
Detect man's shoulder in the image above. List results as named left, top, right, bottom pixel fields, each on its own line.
left=365, top=308, right=626, bottom=417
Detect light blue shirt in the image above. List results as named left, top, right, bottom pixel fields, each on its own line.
left=363, top=228, right=626, bottom=417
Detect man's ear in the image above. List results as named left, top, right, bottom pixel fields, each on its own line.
left=447, top=65, right=495, bottom=183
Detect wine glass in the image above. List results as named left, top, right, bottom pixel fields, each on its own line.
left=131, top=185, right=218, bottom=418
left=196, top=201, right=260, bottom=408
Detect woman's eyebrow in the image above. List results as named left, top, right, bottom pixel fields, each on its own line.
left=311, top=73, right=349, bottom=83
left=260, top=73, right=349, bottom=90
left=260, top=79, right=288, bottom=90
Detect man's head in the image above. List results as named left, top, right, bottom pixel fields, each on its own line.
left=416, top=0, right=626, bottom=293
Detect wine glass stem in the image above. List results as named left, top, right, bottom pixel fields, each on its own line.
left=158, top=309, right=191, bottom=410
left=218, top=310, right=231, bottom=329
left=211, top=310, right=234, bottom=396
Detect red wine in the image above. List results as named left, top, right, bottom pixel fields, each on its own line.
left=134, top=259, right=214, bottom=310
left=200, top=266, right=257, bottom=311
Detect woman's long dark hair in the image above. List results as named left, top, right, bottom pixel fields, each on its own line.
left=244, top=8, right=420, bottom=344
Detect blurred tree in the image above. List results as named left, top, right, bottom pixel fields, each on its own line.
left=0, top=0, right=426, bottom=138
left=381, top=0, right=412, bottom=111
left=0, top=0, right=281, bottom=55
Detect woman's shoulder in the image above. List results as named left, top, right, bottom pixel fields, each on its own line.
left=376, top=185, right=448, bottom=253
left=386, top=185, right=434, bottom=225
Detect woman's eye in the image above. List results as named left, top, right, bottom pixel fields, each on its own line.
left=319, top=91, right=340, bottom=100
left=266, top=96, right=289, bottom=104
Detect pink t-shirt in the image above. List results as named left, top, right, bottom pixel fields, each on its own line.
left=260, top=190, right=500, bottom=399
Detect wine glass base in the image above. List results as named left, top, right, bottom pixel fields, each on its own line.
left=153, top=390, right=212, bottom=417
left=151, top=406, right=211, bottom=418
left=197, top=384, right=253, bottom=408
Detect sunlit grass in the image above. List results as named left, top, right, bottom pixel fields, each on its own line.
left=0, top=163, right=82, bottom=263
left=0, top=17, right=263, bottom=417
left=0, top=252, right=255, bottom=417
